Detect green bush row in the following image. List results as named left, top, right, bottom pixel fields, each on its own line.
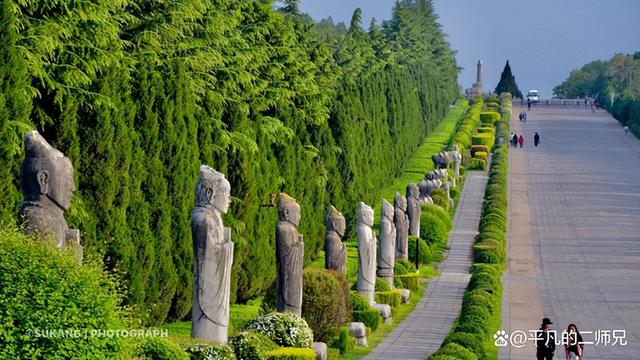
left=430, top=93, right=511, bottom=360
left=451, top=98, right=485, bottom=151
left=479, top=111, right=500, bottom=124
left=375, top=291, right=402, bottom=309
left=465, top=158, right=486, bottom=171
left=264, top=348, right=316, bottom=360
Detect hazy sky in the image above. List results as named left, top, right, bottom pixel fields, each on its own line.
left=299, top=0, right=640, bottom=98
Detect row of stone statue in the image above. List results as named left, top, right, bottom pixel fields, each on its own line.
left=15, top=131, right=457, bottom=346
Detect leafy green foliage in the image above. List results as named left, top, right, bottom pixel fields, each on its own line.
left=230, top=331, right=278, bottom=360
left=301, top=269, right=352, bottom=342
left=408, top=235, right=431, bottom=265
left=245, top=313, right=313, bottom=348
left=183, top=343, right=236, bottom=360
left=0, top=227, right=127, bottom=359
left=0, top=0, right=458, bottom=324
left=138, top=337, right=190, bottom=360
left=264, top=347, right=316, bottom=360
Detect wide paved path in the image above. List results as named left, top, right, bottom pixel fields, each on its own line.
left=365, top=169, right=488, bottom=360
left=501, top=104, right=640, bottom=359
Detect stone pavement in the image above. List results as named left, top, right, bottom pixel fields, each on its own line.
left=364, top=169, right=489, bottom=360
left=500, top=104, right=640, bottom=359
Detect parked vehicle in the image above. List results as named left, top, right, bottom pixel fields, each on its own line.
left=527, top=90, right=540, bottom=103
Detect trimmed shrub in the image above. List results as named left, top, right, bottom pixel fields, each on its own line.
left=350, top=292, right=370, bottom=311
left=327, top=327, right=351, bottom=354
left=352, top=310, right=381, bottom=331
left=245, top=313, right=313, bottom=348
left=375, top=291, right=402, bottom=309
left=394, top=260, right=416, bottom=275
left=466, top=158, right=486, bottom=171
left=421, top=204, right=452, bottom=231
left=476, top=127, right=494, bottom=135
left=301, top=268, right=351, bottom=342
left=470, top=146, right=488, bottom=157
left=139, top=337, right=190, bottom=360
left=420, top=212, right=449, bottom=246
left=229, top=331, right=278, bottom=360
left=443, top=332, right=484, bottom=359
left=375, top=277, right=392, bottom=292
left=395, top=273, right=421, bottom=292
left=0, top=227, right=127, bottom=359
left=265, top=348, right=315, bottom=360
left=408, top=236, right=430, bottom=265
left=471, top=133, right=494, bottom=148
left=430, top=188, right=450, bottom=211
left=480, top=111, right=500, bottom=123
left=431, top=342, right=478, bottom=360
left=474, top=151, right=488, bottom=164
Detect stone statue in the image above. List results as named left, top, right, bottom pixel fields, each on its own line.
left=377, top=199, right=396, bottom=286
left=357, top=202, right=376, bottom=304
left=325, top=206, right=347, bottom=273
left=394, top=193, right=409, bottom=261
left=417, top=179, right=434, bottom=205
left=406, top=184, right=421, bottom=237
left=191, top=165, right=234, bottom=343
left=18, top=131, right=82, bottom=261
left=443, top=182, right=455, bottom=208
left=431, top=151, right=451, bottom=169
left=276, top=193, right=304, bottom=315
left=426, top=169, right=448, bottom=181
left=452, top=145, right=462, bottom=176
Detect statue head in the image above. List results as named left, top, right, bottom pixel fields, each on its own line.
left=358, top=202, right=374, bottom=227
left=453, top=144, right=459, bottom=153
left=394, top=192, right=407, bottom=211
left=278, top=193, right=301, bottom=226
left=195, top=165, right=231, bottom=213
left=21, top=131, right=75, bottom=211
left=325, top=206, right=346, bottom=237
left=381, top=199, right=394, bottom=221
left=406, top=184, right=419, bottom=200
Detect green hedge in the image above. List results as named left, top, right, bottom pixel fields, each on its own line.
left=265, top=348, right=315, bottom=360
left=408, top=235, right=431, bottom=265
left=451, top=99, right=484, bottom=151
left=301, top=269, right=351, bottom=343
left=420, top=212, right=449, bottom=245
left=0, top=227, right=128, bottom=359
left=474, top=151, right=488, bottom=163
left=432, top=93, right=511, bottom=359
left=480, top=111, right=500, bottom=124
left=230, top=331, right=278, bottom=360
left=375, top=291, right=402, bottom=309
left=429, top=342, right=478, bottom=360
left=471, top=133, right=494, bottom=148
left=139, top=337, right=190, bottom=360
left=394, top=274, right=421, bottom=292
left=466, top=158, right=486, bottom=171
left=352, top=310, right=381, bottom=332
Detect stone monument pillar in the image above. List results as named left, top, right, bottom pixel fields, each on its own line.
left=377, top=199, right=396, bottom=286
left=325, top=206, right=347, bottom=273
left=18, top=131, right=82, bottom=261
left=476, top=60, right=483, bottom=87
left=394, top=192, right=409, bottom=261
left=406, top=184, right=421, bottom=237
left=191, top=165, right=234, bottom=343
left=357, top=202, right=376, bottom=304
left=452, top=144, right=462, bottom=177
left=276, top=193, right=304, bottom=315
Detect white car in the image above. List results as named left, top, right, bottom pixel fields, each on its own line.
left=527, top=90, right=540, bottom=103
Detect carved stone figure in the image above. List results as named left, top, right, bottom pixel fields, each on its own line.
left=431, top=151, right=451, bottom=169
left=417, top=180, right=434, bottom=205
left=406, top=184, right=421, bottom=237
left=357, top=202, right=376, bottom=304
left=276, top=193, right=304, bottom=315
left=377, top=199, right=396, bottom=286
left=443, top=182, right=455, bottom=208
left=18, top=131, right=82, bottom=261
left=191, top=165, right=234, bottom=343
left=452, top=145, right=462, bottom=176
left=426, top=168, right=448, bottom=181
left=394, top=193, right=409, bottom=261
left=325, top=206, right=347, bottom=273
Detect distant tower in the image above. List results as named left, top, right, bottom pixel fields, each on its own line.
left=466, top=60, right=483, bottom=99
left=476, top=60, right=483, bottom=87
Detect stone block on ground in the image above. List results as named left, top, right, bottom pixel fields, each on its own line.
left=398, top=288, right=410, bottom=304
left=372, top=303, right=392, bottom=324
left=348, top=322, right=368, bottom=347
left=313, top=342, right=327, bottom=360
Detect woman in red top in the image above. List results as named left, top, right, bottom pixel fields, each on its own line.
left=518, top=134, right=524, bottom=148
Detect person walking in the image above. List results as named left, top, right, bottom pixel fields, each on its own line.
left=519, top=112, right=523, bottom=122
left=536, top=317, right=556, bottom=360
left=528, top=98, right=532, bottom=110
left=564, top=323, right=584, bottom=360
left=624, top=126, right=629, bottom=136
left=534, top=132, right=540, bottom=147
left=524, top=112, right=527, bottom=123
left=512, top=133, right=518, bottom=148
left=518, top=134, right=524, bottom=148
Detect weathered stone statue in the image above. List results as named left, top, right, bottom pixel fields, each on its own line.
left=452, top=145, right=462, bottom=176
left=394, top=193, right=409, bottom=261
left=18, top=131, right=82, bottom=261
left=406, top=184, right=421, bottom=237
left=276, top=193, right=304, bottom=315
left=325, top=206, right=347, bottom=273
left=431, top=151, right=451, bottom=169
left=377, top=199, right=396, bottom=286
left=417, top=179, right=434, bottom=205
left=191, top=165, right=234, bottom=343
left=357, top=202, right=376, bottom=304
left=443, top=182, right=455, bottom=208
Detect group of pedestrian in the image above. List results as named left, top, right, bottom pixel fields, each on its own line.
left=536, top=317, right=584, bottom=360
left=510, top=132, right=540, bottom=148
left=518, top=111, right=528, bottom=123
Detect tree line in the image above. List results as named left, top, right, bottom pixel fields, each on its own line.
left=0, top=0, right=458, bottom=324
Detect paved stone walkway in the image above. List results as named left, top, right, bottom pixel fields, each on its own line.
left=500, top=104, right=640, bottom=359
left=364, top=169, right=488, bottom=360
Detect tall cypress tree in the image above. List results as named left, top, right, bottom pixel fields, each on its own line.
left=495, top=60, right=522, bottom=98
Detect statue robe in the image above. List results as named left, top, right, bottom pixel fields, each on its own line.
left=377, top=217, right=396, bottom=280
left=325, top=231, right=346, bottom=273
left=276, top=222, right=304, bottom=315
left=357, top=223, right=376, bottom=303
left=191, top=207, right=233, bottom=342
left=394, top=207, right=409, bottom=261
